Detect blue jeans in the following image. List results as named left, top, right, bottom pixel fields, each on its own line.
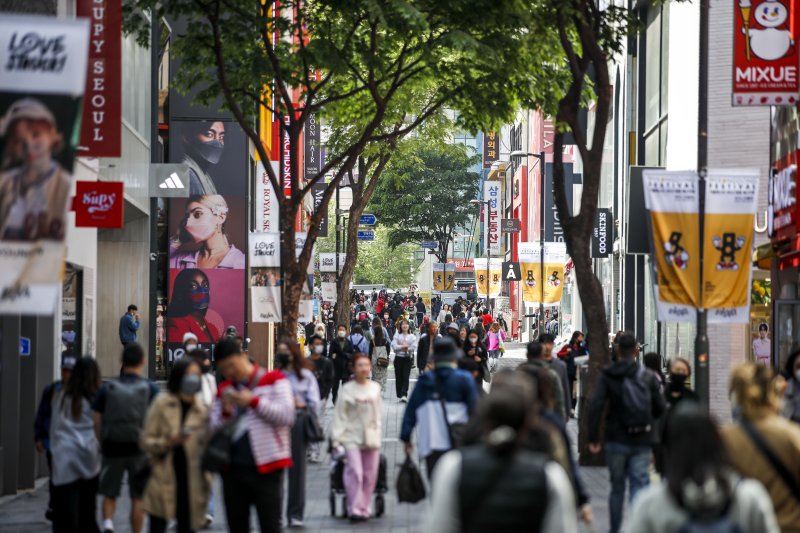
left=605, top=442, right=651, bottom=533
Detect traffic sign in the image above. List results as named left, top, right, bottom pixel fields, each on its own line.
left=421, top=241, right=438, bottom=249
left=359, top=213, right=378, bottom=225
left=501, top=218, right=521, bottom=233
left=357, top=230, right=375, bottom=241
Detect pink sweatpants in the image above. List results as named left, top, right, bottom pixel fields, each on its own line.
left=343, top=447, right=380, bottom=517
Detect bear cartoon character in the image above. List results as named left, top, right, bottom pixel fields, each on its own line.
left=664, top=231, right=689, bottom=270
left=746, top=0, right=794, bottom=61
left=713, top=233, right=746, bottom=271
left=548, top=271, right=561, bottom=287
left=525, top=270, right=536, bottom=287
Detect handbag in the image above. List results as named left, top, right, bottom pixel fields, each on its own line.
left=303, top=408, right=325, bottom=443
left=201, top=367, right=265, bottom=472
left=435, top=376, right=466, bottom=448
left=396, top=453, right=426, bottom=503
left=374, top=344, right=390, bottom=368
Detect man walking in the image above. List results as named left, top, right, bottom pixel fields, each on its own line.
left=587, top=332, right=665, bottom=533
left=539, top=333, right=572, bottom=420
left=93, top=344, right=160, bottom=533
left=118, top=304, right=140, bottom=347
left=212, top=337, right=295, bottom=533
left=401, top=337, right=478, bottom=478
left=517, top=340, right=567, bottom=421
left=414, top=297, right=426, bottom=328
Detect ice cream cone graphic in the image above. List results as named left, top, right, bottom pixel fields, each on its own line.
left=741, top=0, right=752, bottom=61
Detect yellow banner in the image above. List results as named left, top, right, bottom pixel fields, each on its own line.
left=474, top=258, right=502, bottom=298
left=703, top=214, right=753, bottom=309
left=650, top=211, right=701, bottom=307
left=521, top=261, right=540, bottom=303
left=445, top=263, right=455, bottom=291
left=433, top=263, right=445, bottom=292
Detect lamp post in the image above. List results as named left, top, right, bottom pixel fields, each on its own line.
left=471, top=199, right=493, bottom=316
left=510, top=150, right=546, bottom=336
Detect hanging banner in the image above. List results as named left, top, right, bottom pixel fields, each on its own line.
left=444, top=263, right=456, bottom=291
left=255, top=161, right=280, bottom=232
left=320, top=271, right=337, bottom=303
left=77, top=0, right=122, bottom=156
left=304, top=112, right=321, bottom=180
left=592, top=208, right=612, bottom=258
left=542, top=242, right=567, bottom=305
left=296, top=233, right=315, bottom=323
left=0, top=16, right=90, bottom=314
left=733, top=0, right=799, bottom=106
left=249, top=232, right=281, bottom=322
left=519, top=242, right=542, bottom=304
left=643, top=170, right=700, bottom=322
left=433, top=262, right=445, bottom=291
left=319, top=252, right=346, bottom=273
left=484, top=180, right=502, bottom=255
left=704, top=170, right=759, bottom=323
left=482, top=131, right=499, bottom=167
left=474, top=258, right=502, bottom=298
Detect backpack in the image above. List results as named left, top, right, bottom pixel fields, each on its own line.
left=101, top=378, right=151, bottom=444
left=620, top=367, right=653, bottom=434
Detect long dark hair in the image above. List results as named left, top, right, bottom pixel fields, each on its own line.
left=61, top=356, right=100, bottom=421
left=170, top=268, right=210, bottom=317
left=372, top=325, right=385, bottom=346
left=279, top=337, right=311, bottom=379
left=168, top=358, right=199, bottom=394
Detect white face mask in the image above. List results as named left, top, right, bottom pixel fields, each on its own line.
left=337, top=330, right=346, bottom=338
left=185, top=343, right=198, bottom=352
left=313, top=345, right=325, bottom=355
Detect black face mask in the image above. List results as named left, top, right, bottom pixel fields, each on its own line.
left=193, top=139, right=224, bottom=164
left=276, top=352, right=291, bottom=367
left=670, top=374, right=688, bottom=388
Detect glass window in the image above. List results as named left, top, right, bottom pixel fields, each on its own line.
left=642, top=3, right=669, bottom=166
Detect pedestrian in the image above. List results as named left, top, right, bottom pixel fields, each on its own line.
left=401, top=337, right=479, bottom=478
left=119, top=304, right=140, bottom=347
left=780, top=348, right=800, bottom=423
left=331, top=353, right=383, bottom=521
left=308, top=335, right=334, bottom=463
left=329, top=324, right=357, bottom=404
left=722, top=363, right=800, bottom=531
left=140, top=358, right=211, bottom=533
left=369, top=321, right=392, bottom=392
left=480, top=308, right=493, bottom=328
left=561, top=331, right=584, bottom=405
left=437, top=303, right=450, bottom=325
left=416, top=321, right=441, bottom=374
left=391, top=319, right=417, bottom=402
left=539, top=333, right=571, bottom=420
left=189, top=349, right=216, bottom=525
left=518, top=340, right=567, bottom=421
left=182, top=332, right=199, bottom=356
left=463, top=330, right=489, bottom=384
left=587, top=332, right=666, bottom=533
left=444, top=322, right=462, bottom=348
left=473, top=320, right=487, bottom=345
left=211, top=337, right=295, bottom=533
left=426, top=372, right=578, bottom=532
left=50, top=356, right=102, bottom=533
left=630, top=401, right=780, bottom=532
left=276, top=339, right=320, bottom=528
left=431, top=296, right=441, bottom=321
left=486, top=322, right=506, bottom=372
left=642, top=351, right=665, bottom=391
left=664, top=357, right=698, bottom=409
left=93, top=343, right=160, bottom=533
left=468, top=310, right=481, bottom=329
left=414, top=297, right=426, bottom=327
left=348, top=325, right=369, bottom=355
left=34, top=352, right=76, bottom=522
left=382, top=310, right=395, bottom=339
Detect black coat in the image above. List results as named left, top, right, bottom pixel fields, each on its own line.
left=416, top=333, right=441, bottom=370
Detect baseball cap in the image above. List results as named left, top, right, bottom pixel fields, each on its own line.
left=0, top=98, right=56, bottom=136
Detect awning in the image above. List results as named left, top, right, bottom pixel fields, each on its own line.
left=753, top=242, right=775, bottom=270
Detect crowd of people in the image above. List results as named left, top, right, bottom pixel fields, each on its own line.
left=31, top=289, right=800, bottom=532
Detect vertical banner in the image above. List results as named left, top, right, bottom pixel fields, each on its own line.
left=304, top=112, right=321, bottom=179
left=474, top=258, right=502, bottom=298
left=319, top=253, right=346, bottom=272
left=643, top=170, right=700, bottom=322
left=433, top=262, right=445, bottom=291
left=484, top=180, right=501, bottom=255
left=249, top=232, right=281, bottom=323
left=0, top=16, right=90, bottom=314
left=310, top=180, right=328, bottom=237
left=445, top=262, right=456, bottom=291
left=519, top=242, right=542, bottom=304
left=295, top=232, right=315, bottom=323
left=704, top=171, right=759, bottom=323
left=320, top=272, right=337, bottom=303
left=77, top=0, right=122, bottom=156
left=733, top=0, right=799, bottom=106
left=592, top=208, right=612, bottom=258
left=255, top=161, right=280, bottom=232
left=482, top=131, right=499, bottom=167
left=542, top=242, right=567, bottom=305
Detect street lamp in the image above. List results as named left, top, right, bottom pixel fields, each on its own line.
left=471, top=199, right=493, bottom=315
left=510, top=150, right=547, bottom=337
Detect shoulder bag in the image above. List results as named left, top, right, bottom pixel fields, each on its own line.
left=740, top=418, right=800, bottom=503
left=435, top=375, right=466, bottom=449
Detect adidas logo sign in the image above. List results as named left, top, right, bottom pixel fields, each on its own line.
left=159, top=172, right=185, bottom=189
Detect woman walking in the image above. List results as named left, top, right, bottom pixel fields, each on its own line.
left=463, top=330, right=489, bottom=384
left=369, top=322, right=391, bottom=392
left=391, top=319, right=417, bottom=402
left=416, top=321, right=441, bottom=374
left=331, top=354, right=383, bottom=521
left=485, top=322, right=506, bottom=372
left=50, top=356, right=102, bottom=533
left=277, top=339, right=320, bottom=528
left=140, top=359, right=211, bottom=533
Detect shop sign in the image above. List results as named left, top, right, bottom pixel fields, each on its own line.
left=453, top=258, right=474, bottom=271
left=770, top=164, right=798, bottom=239
left=304, top=111, right=321, bottom=180
left=483, top=131, right=499, bottom=167
left=73, top=181, right=124, bottom=228
left=484, top=180, right=501, bottom=255
left=733, top=0, right=799, bottom=106
left=592, top=208, right=612, bottom=258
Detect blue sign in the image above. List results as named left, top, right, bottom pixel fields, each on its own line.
left=19, top=337, right=31, bottom=356
left=357, top=230, right=375, bottom=241
left=421, top=241, right=438, bottom=249
left=359, top=213, right=377, bottom=226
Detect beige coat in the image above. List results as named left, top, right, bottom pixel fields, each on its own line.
left=140, top=393, right=211, bottom=530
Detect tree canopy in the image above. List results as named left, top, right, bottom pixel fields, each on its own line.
left=354, top=227, right=419, bottom=288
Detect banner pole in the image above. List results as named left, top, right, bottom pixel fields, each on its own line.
left=539, top=152, right=545, bottom=336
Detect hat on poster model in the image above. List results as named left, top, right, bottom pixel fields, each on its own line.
left=0, top=97, right=57, bottom=136
left=433, top=336, right=460, bottom=362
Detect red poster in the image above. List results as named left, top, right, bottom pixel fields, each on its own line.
left=73, top=181, right=124, bottom=228
left=733, top=0, right=799, bottom=106
left=77, top=0, right=122, bottom=156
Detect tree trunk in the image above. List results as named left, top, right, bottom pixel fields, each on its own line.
left=334, top=206, right=363, bottom=327
left=280, top=203, right=301, bottom=338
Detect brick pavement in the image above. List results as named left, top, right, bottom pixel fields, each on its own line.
left=0, top=343, right=626, bottom=532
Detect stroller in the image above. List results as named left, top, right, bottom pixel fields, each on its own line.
left=329, top=453, right=388, bottom=518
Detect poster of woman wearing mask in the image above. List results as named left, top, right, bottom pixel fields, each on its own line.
left=170, top=120, right=247, bottom=196
left=168, top=195, right=246, bottom=269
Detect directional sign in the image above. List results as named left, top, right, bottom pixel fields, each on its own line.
left=501, top=218, right=521, bottom=233
left=19, top=336, right=31, bottom=356
left=357, top=230, right=375, bottom=241
left=502, top=261, right=521, bottom=281
left=421, top=241, right=438, bottom=249
left=359, top=213, right=378, bottom=226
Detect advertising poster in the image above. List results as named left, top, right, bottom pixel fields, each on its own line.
left=170, top=121, right=248, bottom=196
left=733, top=0, right=799, bottom=106
left=319, top=252, right=346, bottom=273
left=519, top=242, right=542, bottom=304
left=643, top=170, right=700, bottom=322
left=484, top=181, right=502, bottom=256
left=445, top=262, right=456, bottom=291
left=542, top=242, right=567, bottom=305
left=474, top=258, right=502, bottom=298
left=704, top=171, right=759, bottom=323
left=433, top=262, right=445, bottom=291
left=167, top=268, right=244, bottom=343
left=168, top=196, right=247, bottom=270
left=320, top=272, right=337, bottom=303
left=0, top=16, right=89, bottom=314
left=249, top=232, right=281, bottom=322
left=255, top=161, right=280, bottom=232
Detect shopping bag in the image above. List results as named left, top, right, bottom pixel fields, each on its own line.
left=396, top=454, right=426, bottom=503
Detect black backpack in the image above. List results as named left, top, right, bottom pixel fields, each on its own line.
left=620, top=367, right=654, bottom=434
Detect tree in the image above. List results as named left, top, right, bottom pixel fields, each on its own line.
left=125, top=0, right=566, bottom=335
left=370, top=140, right=481, bottom=263
left=353, top=227, right=419, bottom=288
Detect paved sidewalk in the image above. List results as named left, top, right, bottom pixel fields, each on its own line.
left=1, top=342, right=623, bottom=532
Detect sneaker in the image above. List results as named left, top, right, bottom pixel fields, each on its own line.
left=288, top=518, right=305, bottom=527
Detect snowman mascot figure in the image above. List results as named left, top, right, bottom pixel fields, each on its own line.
left=746, top=0, right=794, bottom=61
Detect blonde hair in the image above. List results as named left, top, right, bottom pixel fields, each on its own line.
left=491, top=322, right=501, bottom=332
left=729, top=363, right=781, bottom=420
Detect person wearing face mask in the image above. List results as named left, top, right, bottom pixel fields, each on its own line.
left=781, top=349, right=800, bottom=424
left=170, top=195, right=245, bottom=270
left=665, top=357, right=698, bottom=409
left=464, top=330, right=489, bottom=385
left=276, top=340, right=320, bottom=528
left=0, top=98, right=72, bottom=242
left=140, top=359, right=211, bottom=533
left=391, top=319, right=417, bottom=402
left=188, top=348, right=217, bottom=526
left=167, top=269, right=221, bottom=344
left=329, top=325, right=357, bottom=404
left=181, top=121, right=225, bottom=196
left=382, top=311, right=395, bottom=339
left=308, top=335, right=334, bottom=463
